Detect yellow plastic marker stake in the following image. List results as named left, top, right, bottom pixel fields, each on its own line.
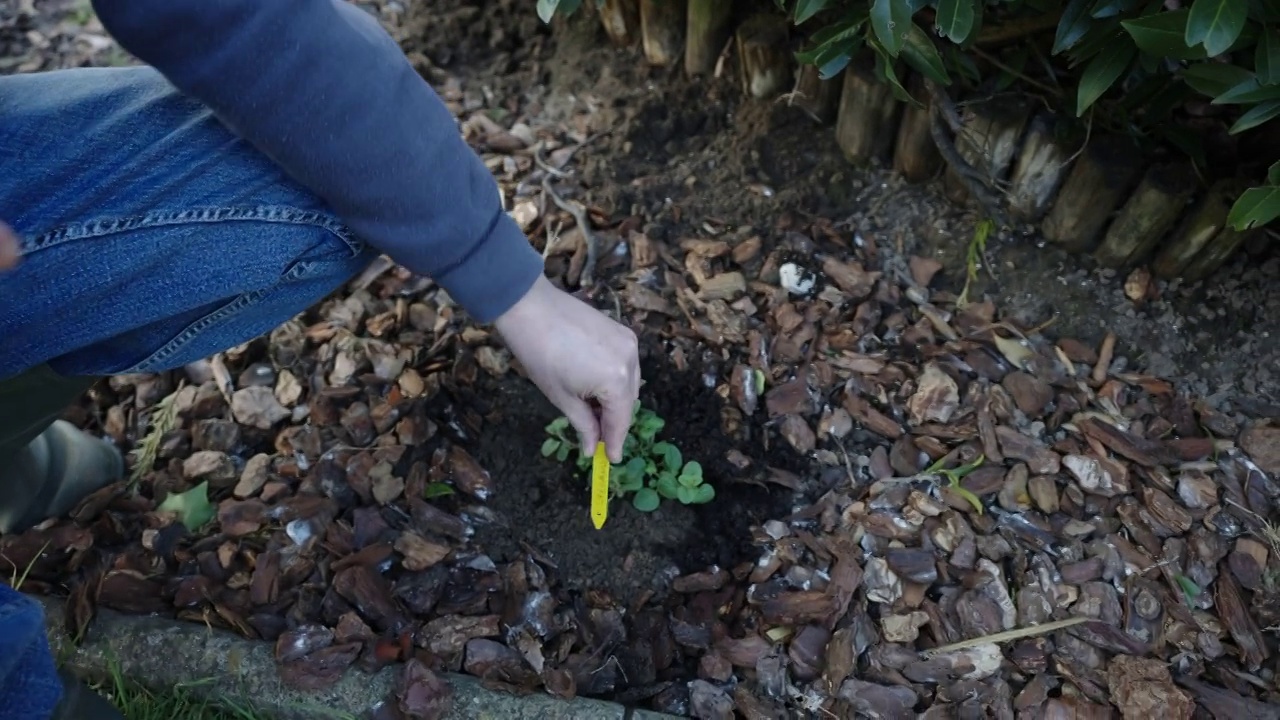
left=590, top=442, right=610, bottom=530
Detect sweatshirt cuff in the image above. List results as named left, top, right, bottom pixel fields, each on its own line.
left=433, top=211, right=545, bottom=324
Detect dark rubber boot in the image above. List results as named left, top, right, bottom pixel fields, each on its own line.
left=0, top=364, right=121, bottom=535
left=49, top=668, right=126, bottom=720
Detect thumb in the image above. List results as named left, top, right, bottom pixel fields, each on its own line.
left=558, top=397, right=601, bottom=457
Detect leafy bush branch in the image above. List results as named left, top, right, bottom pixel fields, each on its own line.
left=542, top=402, right=715, bottom=512
left=780, top=0, right=1279, bottom=230
left=536, top=0, right=1279, bottom=232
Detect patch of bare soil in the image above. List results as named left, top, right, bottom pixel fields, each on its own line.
left=4, top=1, right=1280, bottom=719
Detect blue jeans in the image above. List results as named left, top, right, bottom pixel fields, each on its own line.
left=0, top=66, right=377, bottom=718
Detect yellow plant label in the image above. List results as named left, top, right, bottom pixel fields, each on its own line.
left=591, top=441, right=609, bottom=530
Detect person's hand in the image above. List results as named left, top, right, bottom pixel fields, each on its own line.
left=0, top=221, right=20, bottom=271
left=494, top=274, right=640, bottom=463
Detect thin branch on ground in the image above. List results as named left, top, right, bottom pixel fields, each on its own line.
left=921, top=616, right=1088, bottom=657
left=542, top=174, right=600, bottom=287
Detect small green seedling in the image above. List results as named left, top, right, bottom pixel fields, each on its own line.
left=922, top=453, right=986, bottom=515
left=541, top=402, right=715, bottom=512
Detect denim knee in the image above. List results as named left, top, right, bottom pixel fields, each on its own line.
left=0, top=66, right=379, bottom=379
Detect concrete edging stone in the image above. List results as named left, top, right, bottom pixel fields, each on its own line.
left=36, top=596, right=682, bottom=720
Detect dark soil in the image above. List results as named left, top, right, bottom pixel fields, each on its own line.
left=466, top=336, right=801, bottom=606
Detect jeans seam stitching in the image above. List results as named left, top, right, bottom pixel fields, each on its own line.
left=23, top=206, right=363, bottom=257
left=127, top=289, right=270, bottom=374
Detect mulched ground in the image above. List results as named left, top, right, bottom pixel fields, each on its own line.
left=2, top=1, right=1280, bottom=719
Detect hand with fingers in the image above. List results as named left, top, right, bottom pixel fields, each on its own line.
left=494, top=274, right=641, bottom=463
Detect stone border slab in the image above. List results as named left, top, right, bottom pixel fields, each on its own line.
left=37, top=596, right=682, bottom=720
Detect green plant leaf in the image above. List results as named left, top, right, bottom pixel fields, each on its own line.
left=424, top=482, right=456, bottom=499
left=653, top=442, right=683, bottom=471
left=679, top=460, right=703, bottom=483
left=1227, top=184, right=1280, bottom=228
left=1054, top=0, right=1096, bottom=53
left=158, top=481, right=215, bottom=532
left=869, top=34, right=917, bottom=102
left=902, top=22, right=952, bottom=83
left=1260, top=26, right=1280, bottom=84
left=556, top=444, right=570, bottom=462
left=947, top=480, right=986, bottom=515
left=617, top=472, right=644, bottom=493
left=1076, top=35, right=1137, bottom=114
left=657, top=473, right=680, bottom=499
left=1091, top=0, right=1140, bottom=19
left=691, top=483, right=716, bottom=504
left=815, top=38, right=862, bottom=78
left=871, top=0, right=914, bottom=55
left=1066, top=16, right=1124, bottom=66
left=935, top=0, right=977, bottom=43
left=1186, top=0, right=1248, bottom=55
left=546, top=417, right=570, bottom=435
left=1269, top=159, right=1280, bottom=184
left=1242, top=100, right=1280, bottom=134
left=632, top=488, right=661, bottom=512
left=1181, top=62, right=1255, bottom=96
left=677, top=485, right=698, bottom=504
left=536, top=0, right=558, bottom=24
left=625, top=456, right=646, bottom=482
left=1215, top=76, right=1280, bottom=102
left=794, top=0, right=831, bottom=23
left=541, top=438, right=560, bottom=457
left=1121, top=10, right=1208, bottom=59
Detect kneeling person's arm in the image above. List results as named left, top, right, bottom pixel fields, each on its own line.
left=91, top=0, right=544, bottom=323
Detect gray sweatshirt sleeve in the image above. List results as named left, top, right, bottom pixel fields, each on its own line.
left=90, top=0, right=545, bottom=323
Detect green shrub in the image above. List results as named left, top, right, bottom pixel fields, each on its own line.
left=536, top=0, right=1279, bottom=232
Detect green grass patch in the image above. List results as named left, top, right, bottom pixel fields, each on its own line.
left=92, top=671, right=265, bottom=720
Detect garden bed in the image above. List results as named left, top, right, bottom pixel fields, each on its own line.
left=3, top=0, right=1280, bottom=719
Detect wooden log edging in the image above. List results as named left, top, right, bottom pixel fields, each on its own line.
left=577, top=7, right=1268, bottom=282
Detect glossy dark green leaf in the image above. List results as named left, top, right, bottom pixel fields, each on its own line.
left=1076, top=34, right=1138, bottom=114
left=871, top=0, right=915, bottom=55
left=1121, top=10, right=1208, bottom=59
left=794, top=0, right=831, bottom=23
left=1257, top=26, right=1280, bottom=84
left=817, top=44, right=858, bottom=77
left=1067, top=17, right=1124, bottom=66
left=1227, top=183, right=1280, bottom=227
left=1212, top=76, right=1280, bottom=102
left=868, top=32, right=917, bottom=103
left=1055, top=0, right=1096, bottom=53
left=1186, top=0, right=1249, bottom=55
left=1181, top=61, right=1254, bottom=95
left=1269, top=159, right=1280, bottom=184
left=935, top=0, right=977, bottom=42
left=1229, top=98, right=1280, bottom=131
left=536, top=0, right=558, bottom=23
left=1091, top=0, right=1140, bottom=18
left=902, top=22, right=953, bottom=83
